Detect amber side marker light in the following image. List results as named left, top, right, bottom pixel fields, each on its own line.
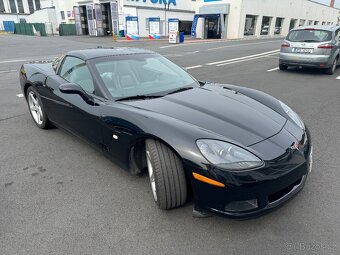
left=192, top=172, right=225, bottom=188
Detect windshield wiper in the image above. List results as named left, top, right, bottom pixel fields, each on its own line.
left=303, top=40, right=320, bottom=42
left=115, top=95, right=163, bottom=102
left=166, top=87, right=194, bottom=95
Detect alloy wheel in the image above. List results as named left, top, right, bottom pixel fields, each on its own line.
left=28, top=91, right=43, bottom=125
left=146, top=150, right=158, bottom=202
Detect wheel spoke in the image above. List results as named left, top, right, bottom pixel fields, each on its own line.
left=29, top=93, right=38, bottom=105
left=36, top=111, right=41, bottom=123
left=31, top=106, right=38, bottom=112
left=37, top=106, right=43, bottom=117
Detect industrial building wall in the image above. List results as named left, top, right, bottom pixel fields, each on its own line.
left=237, top=0, right=339, bottom=39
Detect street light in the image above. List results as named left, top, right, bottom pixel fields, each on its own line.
left=164, top=2, right=170, bottom=36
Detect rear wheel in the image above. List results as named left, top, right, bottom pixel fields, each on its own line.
left=326, top=57, right=338, bottom=75
left=26, top=86, right=51, bottom=129
left=279, top=64, right=288, bottom=71
left=145, top=139, right=187, bottom=210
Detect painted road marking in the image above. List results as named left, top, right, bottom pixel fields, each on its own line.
left=185, top=65, right=203, bottom=70
left=0, top=69, right=17, bottom=74
left=160, top=38, right=282, bottom=49
left=215, top=52, right=280, bottom=67
left=160, top=39, right=225, bottom=49
left=207, top=40, right=282, bottom=51
left=0, top=55, right=59, bottom=65
left=0, top=59, right=26, bottom=64
left=207, top=49, right=280, bottom=66
left=336, top=76, right=340, bottom=80
left=16, top=94, right=24, bottom=98
left=267, top=67, right=279, bottom=72
left=163, top=54, right=183, bottom=57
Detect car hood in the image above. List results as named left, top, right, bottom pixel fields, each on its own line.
left=121, top=85, right=287, bottom=146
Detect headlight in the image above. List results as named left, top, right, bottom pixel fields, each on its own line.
left=196, top=140, right=263, bottom=171
left=279, top=101, right=305, bottom=130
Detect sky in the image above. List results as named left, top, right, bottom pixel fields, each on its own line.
left=313, top=0, right=340, bottom=8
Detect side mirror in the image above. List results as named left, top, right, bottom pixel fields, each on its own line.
left=59, top=83, right=96, bottom=105
left=59, top=83, right=85, bottom=95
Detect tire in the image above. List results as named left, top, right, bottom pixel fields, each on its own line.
left=279, top=64, right=288, bottom=71
left=145, top=139, right=187, bottom=210
left=326, top=57, right=338, bottom=75
left=26, top=86, right=51, bottom=129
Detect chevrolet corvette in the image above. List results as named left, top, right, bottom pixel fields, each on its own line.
left=19, top=48, right=312, bottom=218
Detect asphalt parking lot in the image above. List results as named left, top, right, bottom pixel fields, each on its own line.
left=1, top=34, right=340, bottom=255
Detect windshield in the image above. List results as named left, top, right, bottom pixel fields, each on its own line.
left=287, top=29, right=332, bottom=42
left=91, top=54, right=198, bottom=98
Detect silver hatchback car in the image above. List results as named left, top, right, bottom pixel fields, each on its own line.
left=279, top=25, right=340, bottom=74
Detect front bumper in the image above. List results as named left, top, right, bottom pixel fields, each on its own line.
left=188, top=128, right=312, bottom=219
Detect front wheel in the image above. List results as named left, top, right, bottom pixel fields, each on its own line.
left=26, top=86, right=51, bottom=129
left=145, top=139, right=187, bottom=210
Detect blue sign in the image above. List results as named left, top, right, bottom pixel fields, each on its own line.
left=149, top=17, right=161, bottom=39
left=126, top=16, right=139, bottom=40
left=168, top=18, right=179, bottom=33
left=135, top=0, right=177, bottom=6
left=191, top=15, right=199, bottom=38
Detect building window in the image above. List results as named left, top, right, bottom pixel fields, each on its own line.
left=299, top=19, right=305, bottom=26
left=314, top=21, right=319, bottom=25
left=308, top=20, right=313, bottom=25
left=28, top=0, right=34, bottom=13
left=9, top=0, right=17, bottom=13
left=261, top=16, right=272, bottom=35
left=244, top=15, right=257, bottom=36
left=275, top=17, right=284, bottom=35
left=0, top=0, right=5, bottom=13
left=17, top=0, right=24, bottom=13
left=289, top=19, right=297, bottom=30
left=34, top=0, right=41, bottom=10
left=60, top=11, right=65, bottom=20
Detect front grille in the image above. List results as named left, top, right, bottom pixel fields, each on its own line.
left=268, top=177, right=302, bottom=203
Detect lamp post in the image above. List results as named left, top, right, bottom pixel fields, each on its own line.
left=164, top=1, right=170, bottom=36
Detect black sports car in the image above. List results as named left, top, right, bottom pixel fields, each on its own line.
left=19, top=48, right=312, bottom=218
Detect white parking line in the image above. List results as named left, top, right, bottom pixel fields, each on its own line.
left=267, top=67, right=279, bottom=72
left=0, top=59, right=26, bottom=64
left=206, top=49, right=280, bottom=66
left=207, top=40, right=282, bottom=51
left=336, top=76, right=340, bottom=80
left=216, top=52, right=279, bottom=67
left=0, top=69, right=17, bottom=74
left=16, top=94, right=24, bottom=98
left=185, top=65, right=203, bottom=70
left=159, top=40, right=224, bottom=49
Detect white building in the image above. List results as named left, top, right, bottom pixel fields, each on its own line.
left=195, top=0, right=340, bottom=39
left=1, top=0, right=339, bottom=38
left=0, top=0, right=42, bottom=26
left=74, top=0, right=195, bottom=37
left=40, top=0, right=75, bottom=25
left=71, top=0, right=339, bottom=38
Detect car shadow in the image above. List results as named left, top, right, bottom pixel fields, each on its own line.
left=284, top=66, right=333, bottom=76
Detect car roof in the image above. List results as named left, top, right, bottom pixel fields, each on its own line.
left=290, top=25, right=340, bottom=32
left=67, top=47, right=157, bottom=60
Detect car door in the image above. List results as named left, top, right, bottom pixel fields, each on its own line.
left=45, top=56, right=104, bottom=147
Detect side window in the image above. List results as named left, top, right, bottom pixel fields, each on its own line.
left=59, top=56, right=95, bottom=94
left=335, top=29, right=340, bottom=42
